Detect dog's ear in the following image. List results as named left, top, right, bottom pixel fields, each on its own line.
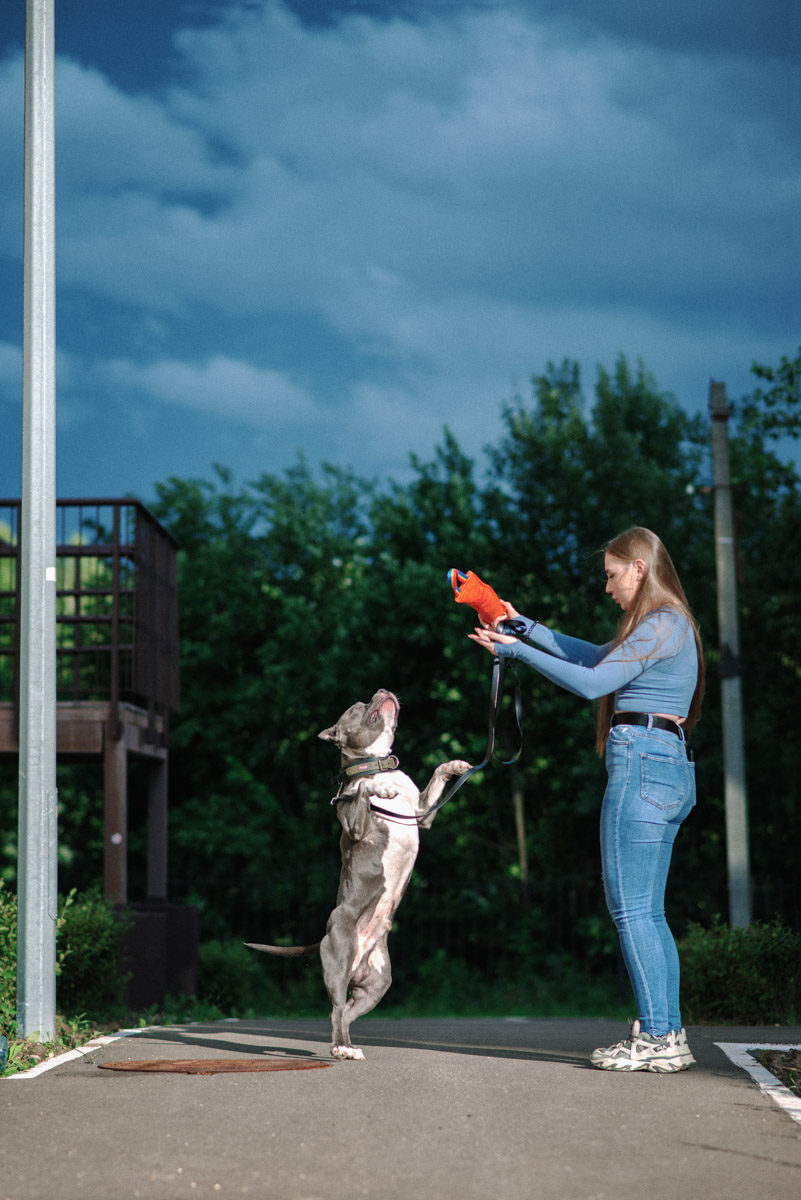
left=318, top=724, right=340, bottom=744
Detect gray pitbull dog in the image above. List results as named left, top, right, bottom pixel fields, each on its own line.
left=246, top=689, right=470, bottom=1061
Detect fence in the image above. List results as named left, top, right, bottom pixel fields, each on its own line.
left=173, top=859, right=800, bottom=1008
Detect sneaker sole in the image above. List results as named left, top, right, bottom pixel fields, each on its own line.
left=592, top=1055, right=690, bottom=1072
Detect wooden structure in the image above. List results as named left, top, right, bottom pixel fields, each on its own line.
left=0, top=498, right=180, bottom=905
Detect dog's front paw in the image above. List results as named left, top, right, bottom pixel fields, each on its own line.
left=331, top=1045, right=366, bottom=1061
left=441, top=759, right=472, bottom=777
left=369, top=780, right=400, bottom=801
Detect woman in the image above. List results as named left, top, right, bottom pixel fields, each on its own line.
left=469, top=526, right=704, bottom=1072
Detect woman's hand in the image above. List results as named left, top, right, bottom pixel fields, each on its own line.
left=468, top=625, right=516, bottom=655
left=488, top=599, right=520, bottom=631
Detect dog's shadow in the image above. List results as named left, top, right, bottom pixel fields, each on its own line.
left=106, top=1020, right=598, bottom=1070
left=92, top=1026, right=327, bottom=1064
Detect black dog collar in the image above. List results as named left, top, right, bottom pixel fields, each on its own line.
left=331, top=755, right=400, bottom=797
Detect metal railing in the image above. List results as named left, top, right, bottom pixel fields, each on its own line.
left=0, top=499, right=179, bottom=735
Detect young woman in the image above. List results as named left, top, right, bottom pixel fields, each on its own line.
left=469, top=526, right=704, bottom=1072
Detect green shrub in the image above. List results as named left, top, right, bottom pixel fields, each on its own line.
left=679, top=916, right=801, bottom=1025
left=382, top=948, right=629, bottom=1018
left=196, top=938, right=633, bottom=1020
left=197, top=939, right=271, bottom=1013
left=56, top=888, right=131, bottom=1020
left=198, top=938, right=327, bottom=1016
left=0, top=881, right=16, bottom=1037
left=0, top=884, right=131, bottom=1033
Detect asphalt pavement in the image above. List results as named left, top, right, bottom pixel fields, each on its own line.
left=2, top=1017, right=800, bottom=1200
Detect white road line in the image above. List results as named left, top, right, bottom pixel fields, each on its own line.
left=715, top=1042, right=801, bottom=1127
left=3, top=1027, right=159, bottom=1081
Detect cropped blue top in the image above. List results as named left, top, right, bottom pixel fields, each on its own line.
left=495, top=607, right=698, bottom=716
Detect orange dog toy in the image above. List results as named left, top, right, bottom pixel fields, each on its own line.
left=448, top=569, right=506, bottom=625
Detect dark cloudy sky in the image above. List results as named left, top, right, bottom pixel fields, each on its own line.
left=1, top=1, right=798, bottom=501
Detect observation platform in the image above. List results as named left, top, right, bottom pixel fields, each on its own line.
left=0, top=498, right=192, bottom=1006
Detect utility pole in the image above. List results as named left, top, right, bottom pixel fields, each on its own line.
left=17, top=0, right=58, bottom=1040
left=709, top=381, right=751, bottom=928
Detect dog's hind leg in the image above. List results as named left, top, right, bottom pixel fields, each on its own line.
left=322, top=929, right=393, bottom=1061
left=320, top=924, right=366, bottom=1061
left=336, top=937, right=393, bottom=1061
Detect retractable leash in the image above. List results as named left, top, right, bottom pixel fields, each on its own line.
left=419, top=570, right=525, bottom=823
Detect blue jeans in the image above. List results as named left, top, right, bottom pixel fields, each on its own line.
left=601, top=722, right=696, bottom=1037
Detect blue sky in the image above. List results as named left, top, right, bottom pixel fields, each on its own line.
left=0, top=0, right=798, bottom=502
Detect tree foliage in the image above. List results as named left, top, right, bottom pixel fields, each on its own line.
left=2, top=352, right=798, bottom=996
left=139, top=352, right=801, bottom=959
left=740, top=346, right=801, bottom=442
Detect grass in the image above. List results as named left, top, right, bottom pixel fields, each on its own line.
left=0, top=1013, right=114, bottom=1077
left=759, top=1049, right=801, bottom=1100
left=0, top=997, right=232, bottom=1078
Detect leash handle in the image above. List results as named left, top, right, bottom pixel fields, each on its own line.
left=419, top=655, right=523, bottom=823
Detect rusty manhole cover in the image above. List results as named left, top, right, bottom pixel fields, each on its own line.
left=98, top=1058, right=333, bottom=1075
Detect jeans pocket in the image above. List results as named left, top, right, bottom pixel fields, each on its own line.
left=640, top=752, right=689, bottom=811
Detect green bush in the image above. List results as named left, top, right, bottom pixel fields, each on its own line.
left=0, top=881, right=16, bottom=1037
left=196, top=938, right=630, bottom=1020
left=679, top=916, right=801, bottom=1025
left=382, top=948, right=629, bottom=1018
left=198, top=938, right=327, bottom=1017
left=56, top=888, right=131, bottom=1020
left=0, top=884, right=131, bottom=1034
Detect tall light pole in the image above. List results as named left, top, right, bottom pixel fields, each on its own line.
left=17, top=0, right=58, bottom=1041
left=709, top=381, right=751, bottom=929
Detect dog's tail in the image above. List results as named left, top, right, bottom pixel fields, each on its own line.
left=244, top=941, right=321, bottom=957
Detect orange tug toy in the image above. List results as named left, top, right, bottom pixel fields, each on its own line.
left=448, top=569, right=506, bottom=626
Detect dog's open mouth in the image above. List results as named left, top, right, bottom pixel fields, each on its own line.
left=367, top=691, right=399, bottom=725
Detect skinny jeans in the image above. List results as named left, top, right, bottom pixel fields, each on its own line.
left=600, top=722, right=696, bottom=1037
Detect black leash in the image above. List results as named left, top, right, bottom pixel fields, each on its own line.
left=419, top=654, right=523, bottom=824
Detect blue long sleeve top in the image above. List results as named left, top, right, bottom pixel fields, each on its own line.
left=495, top=607, right=698, bottom=715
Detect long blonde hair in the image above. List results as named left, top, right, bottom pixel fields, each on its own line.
left=595, top=526, right=705, bottom=754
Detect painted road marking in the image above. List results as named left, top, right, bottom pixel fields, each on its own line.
left=715, top=1043, right=801, bottom=1127
left=3, top=1027, right=160, bottom=1081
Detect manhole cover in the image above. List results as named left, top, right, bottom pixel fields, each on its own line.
left=98, top=1058, right=333, bottom=1075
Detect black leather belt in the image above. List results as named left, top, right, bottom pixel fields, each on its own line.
left=611, top=712, right=683, bottom=738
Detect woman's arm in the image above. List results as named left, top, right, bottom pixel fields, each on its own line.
left=496, top=603, right=612, bottom=666
left=475, top=611, right=670, bottom=701
left=494, top=636, right=643, bottom=700
left=510, top=618, right=612, bottom=667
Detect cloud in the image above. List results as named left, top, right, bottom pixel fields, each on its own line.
left=82, top=354, right=319, bottom=428
left=58, top=5, right=796, bottom=330
left=0, top=1, right=797, bottom=475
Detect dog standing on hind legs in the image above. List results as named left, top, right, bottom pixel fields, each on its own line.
left=246, top=689, right=470, bottom=1061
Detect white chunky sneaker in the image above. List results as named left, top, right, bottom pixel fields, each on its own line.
left=669, top=1027, right=696, bottom=1069
left=590, top=1020, right=689, bottom=1073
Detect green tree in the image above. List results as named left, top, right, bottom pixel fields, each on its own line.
left=136, top=351, right=799, bottom=981
left=740, top=347, right=801, bottom=442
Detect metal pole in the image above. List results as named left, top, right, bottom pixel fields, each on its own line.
left=708, top=381, right=751, bottom=928
left=17, top=0, right=58, bottom=1040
